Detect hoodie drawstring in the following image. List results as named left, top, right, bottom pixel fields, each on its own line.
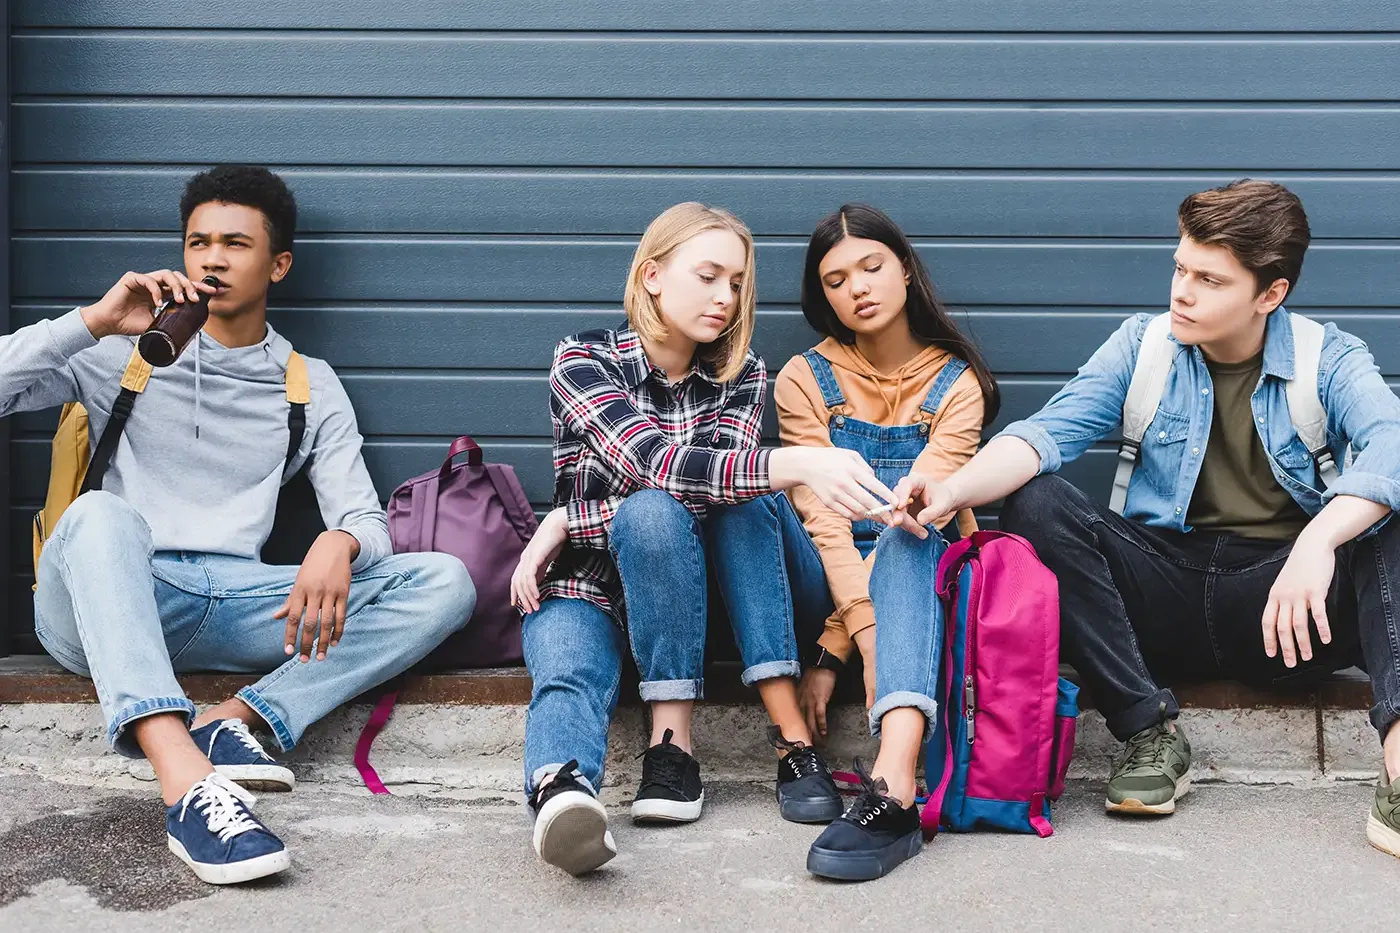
left=194, top=335, right=202, bottom=440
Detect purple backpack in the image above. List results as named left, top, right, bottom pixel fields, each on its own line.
left=387, top=435, right=537, bottom=668
left=357, top=436, right=537, bottom=794
left=922, top=531, right=1078, bottom=838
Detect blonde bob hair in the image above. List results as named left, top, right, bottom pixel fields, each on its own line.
left=622, top=202, right=757, bottom=383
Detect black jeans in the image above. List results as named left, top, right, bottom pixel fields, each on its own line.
left=1001, top=474, right=1400, bottom=743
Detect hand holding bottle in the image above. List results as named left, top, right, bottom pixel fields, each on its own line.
left=80, top=270, right=214, bottom=340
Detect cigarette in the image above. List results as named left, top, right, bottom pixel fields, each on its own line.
left=864, top=496, right=915, bottom=518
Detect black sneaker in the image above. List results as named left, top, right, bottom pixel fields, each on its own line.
left=630, top=728, right=704, bottom=824
left=807, top=762, right=923, bottom=881
left=771, top=727, right=843, bottom=824
left=529, top=760, right=616, bottom=876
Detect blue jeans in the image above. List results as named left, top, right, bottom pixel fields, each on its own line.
left=868, top=525, right=950, bottom=742
left=32, top=490, right=476, bottom=758
left=523, top=490, right=831, bottom=793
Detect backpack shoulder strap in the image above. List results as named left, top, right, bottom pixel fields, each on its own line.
left=1110, top=313, right=1174, bottom=515
left=81, top=348, right=152, bottom=494
left=283, top=351, right=310, bottom=469
left=1284, top=314, right=1337, bottom=488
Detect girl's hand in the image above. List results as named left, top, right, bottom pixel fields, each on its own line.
left=510, top=508, right=569, bottom=615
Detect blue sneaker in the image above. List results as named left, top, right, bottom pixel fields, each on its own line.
left=190, top=719, right=295, bottom=791
left=167, top=774, right=290, bottom=885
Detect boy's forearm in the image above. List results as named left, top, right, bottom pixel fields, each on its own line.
left=1300, top=494, right=1391, bottom=550
left=944, top=436, right=1044, bottom=513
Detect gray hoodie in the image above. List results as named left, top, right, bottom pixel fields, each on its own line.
left=2, top=308, right=391, bottom=572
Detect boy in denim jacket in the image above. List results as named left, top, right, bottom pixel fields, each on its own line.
left=889, top=180, right=1400, bottom=857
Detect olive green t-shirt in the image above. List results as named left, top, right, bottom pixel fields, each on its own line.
left=1186, top=352, right=1310, bottom=541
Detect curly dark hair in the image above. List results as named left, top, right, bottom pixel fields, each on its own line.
left=180, top=165, right=297, bottom=254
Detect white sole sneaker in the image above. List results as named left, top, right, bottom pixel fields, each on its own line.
left=168, top=835, right=291, bottom=885
left=631, top=791, right=705, bottom=824
left=1105, top=772, right=1192, bottom=815
left=216, top=763, right=296, bottom=792
left=1367, top=812, right=1400, bottom=858
left=533, top=790, right=616, bottom=876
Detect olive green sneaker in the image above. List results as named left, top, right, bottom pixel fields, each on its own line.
left=1105, top=720, right=1192, bottom=815
left=1366, top=772, right=1400, bottom=859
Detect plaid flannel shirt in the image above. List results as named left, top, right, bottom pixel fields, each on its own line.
left=541, top=325, right=772, bottom=624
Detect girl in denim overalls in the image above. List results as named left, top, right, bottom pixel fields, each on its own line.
left=774, top=204, right=1001, bottom=880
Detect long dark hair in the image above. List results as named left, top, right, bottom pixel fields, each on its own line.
left=800, top=203, right=1001, bottom=423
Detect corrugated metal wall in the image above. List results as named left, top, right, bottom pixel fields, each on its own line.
left=6, top=2, right=1400, bottom=653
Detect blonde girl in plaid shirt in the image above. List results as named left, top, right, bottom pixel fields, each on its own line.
left=512, top=203, right=899, bottom=876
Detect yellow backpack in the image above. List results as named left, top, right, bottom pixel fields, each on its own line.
left=32, top=346, right=311, bottom=578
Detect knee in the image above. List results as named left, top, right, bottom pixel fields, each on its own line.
left=609, top=489, right=696, bottom=555
left=50, top=491, right=148, bottom=554
left=405, top=552, right=475, bottom=636
left=875, top=523, right=946, bottom=564
left=1000, top=473, right=1076, bottom=535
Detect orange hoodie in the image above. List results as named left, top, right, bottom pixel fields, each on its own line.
left=774, top=338, right=985, bottom=663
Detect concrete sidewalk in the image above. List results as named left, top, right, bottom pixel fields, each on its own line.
left=0, top=775, right=1393, bottom=933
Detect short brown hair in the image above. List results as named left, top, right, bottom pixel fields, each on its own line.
left=1177, top=179, right=1311, bottom=299
left=623, top=202, right=756, bottom=383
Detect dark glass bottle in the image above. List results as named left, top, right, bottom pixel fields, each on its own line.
left=137, top=275, right=221, bottom=367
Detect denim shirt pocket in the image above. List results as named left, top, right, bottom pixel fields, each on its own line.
left=1272, top=435, right=1315, bottom=471
left=1269, top=435, right=1325, bottom=512
left=1143, top=409, right=1191, bottom=496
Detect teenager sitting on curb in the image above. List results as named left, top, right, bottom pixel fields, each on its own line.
left=7, top=165, right=475, bottom=885
left=511, top=202, right=898, bottom=877
left=887, top=180, right=1400, bottom=859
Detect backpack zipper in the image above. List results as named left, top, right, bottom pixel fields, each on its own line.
left=964, top=675, right=976, bottom=744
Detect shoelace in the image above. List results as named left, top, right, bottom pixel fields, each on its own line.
left=768, top=726, right=825, bottom=779
left=637, top=728, right=691, bottom=792
left=208, top=719, right=272, bottom=761
left=1120, top=726, right=1169, bottom=773
left=531, top=759, right=586, bottom=809
left=179, top=775, right=263, bottom=843
left=841, top=759, right=896, bottom=826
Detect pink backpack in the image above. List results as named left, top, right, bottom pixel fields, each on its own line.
left=922, top=531, right=1078, bottom=837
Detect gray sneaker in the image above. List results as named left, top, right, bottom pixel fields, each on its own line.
left=1105, top=720, right=1192, bottom=816
left=1367, top=772, right=1400, bottom=859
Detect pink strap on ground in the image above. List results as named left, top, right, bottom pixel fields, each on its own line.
left=1028, top=792, right=1053, bottom=838
left=354, top=691, right=399, bottom=795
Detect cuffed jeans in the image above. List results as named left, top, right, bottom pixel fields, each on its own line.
left=1001, top=473, right=1400, bottom=743
left=867, top=525, right=950, bottom=742
left=32, top=490, right=476, bottom=758
left=523, top=489, right=832, bottom=794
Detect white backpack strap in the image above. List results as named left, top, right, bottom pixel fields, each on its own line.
left=1111, top=313, right=1175, bottom=515
left=1285, top=313, right=1338, bottom=489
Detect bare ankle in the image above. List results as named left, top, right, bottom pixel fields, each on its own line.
left=192, top=697, right=261, bottom=731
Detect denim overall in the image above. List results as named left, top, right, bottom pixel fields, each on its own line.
left=803, top=349, right=968, bottom=556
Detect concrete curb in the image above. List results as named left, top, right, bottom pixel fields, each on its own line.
left=0, top=702, right=1382, bottom=794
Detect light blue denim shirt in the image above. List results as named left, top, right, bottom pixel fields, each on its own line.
left=998, top=307, right=1400, bottom=531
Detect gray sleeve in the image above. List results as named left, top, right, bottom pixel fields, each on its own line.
left=304, top=366, right=392, bottom=572
left=0, top=309, right=99, bottom=417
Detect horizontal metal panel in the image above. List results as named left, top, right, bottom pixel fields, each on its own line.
left=15, top=0, right=1400, bottom=31
left=16, top=35, right=1400, bottom=101
left=15, top=101, right=1400, bottom=170
left=14, top=235, right=1400, bottom=307
left=9, top=432, right=1130, bottom=508
left=15, top=168, right=1400, bottom=239
left=3, top=447, right=1126, bottom=579
left=13, top=304, right=1400, bottom=376
left=13, top=367, right=1400, bottom=446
